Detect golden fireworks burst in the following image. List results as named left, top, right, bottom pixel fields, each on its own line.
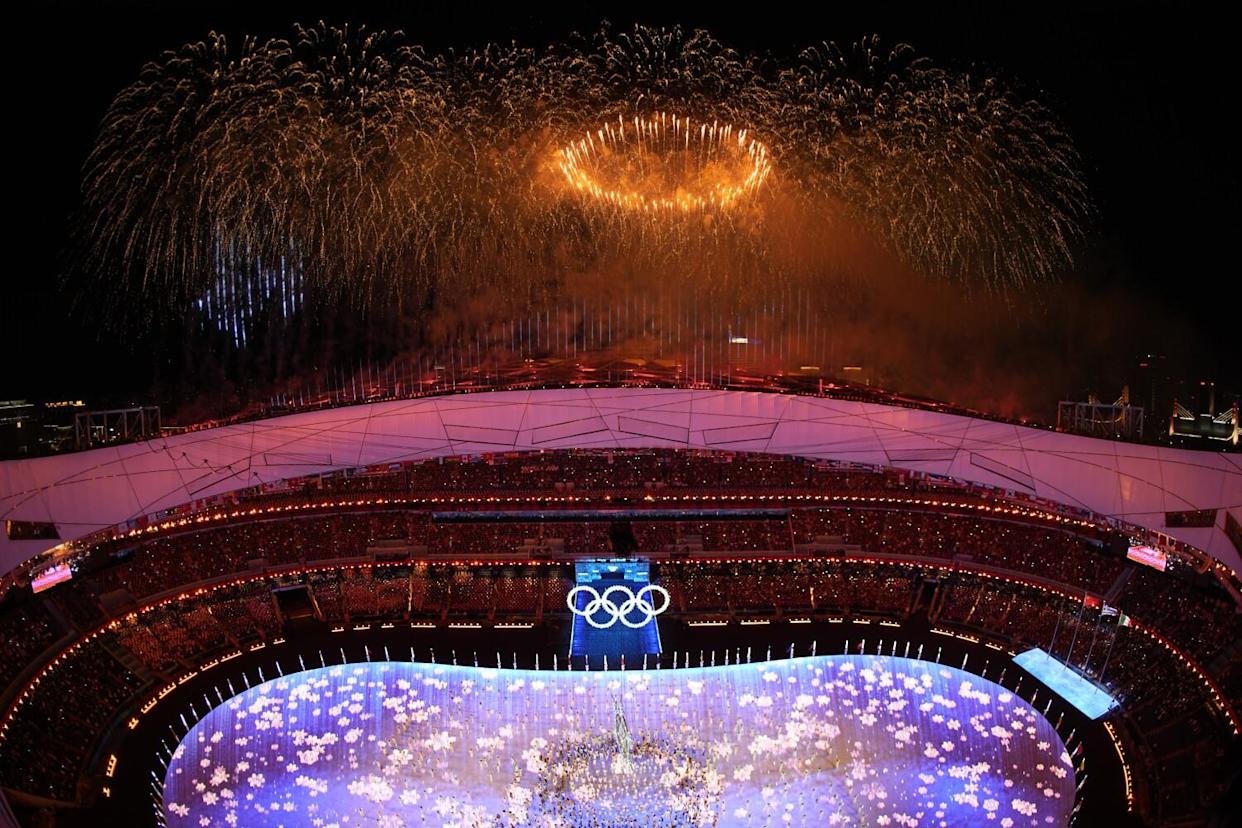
left=556, top=113, right=771, bottom=213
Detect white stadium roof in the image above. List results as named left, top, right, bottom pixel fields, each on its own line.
left=2, top=387, right=1240, bottom=575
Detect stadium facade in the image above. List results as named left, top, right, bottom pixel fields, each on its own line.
left=3, top=387, right=1240, bottom=576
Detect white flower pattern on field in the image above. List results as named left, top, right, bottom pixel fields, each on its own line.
left=164, top=656, right=1074, bottom=827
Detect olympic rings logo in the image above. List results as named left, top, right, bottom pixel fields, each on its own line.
left=567, top=584, right=671, bottom=629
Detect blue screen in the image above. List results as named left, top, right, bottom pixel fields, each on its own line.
left=569, top=559, right=663, bottom=661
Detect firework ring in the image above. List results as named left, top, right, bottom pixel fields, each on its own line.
left=567, top=584, right=670, bottom=628
left=555, top=113, right=771, bottom=213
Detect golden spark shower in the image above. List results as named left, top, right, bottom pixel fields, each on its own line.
left=76, top=24, right=1090, bottom=332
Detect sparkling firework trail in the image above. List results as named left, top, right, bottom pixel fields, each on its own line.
left=77, top=24, right=1091, bottom=334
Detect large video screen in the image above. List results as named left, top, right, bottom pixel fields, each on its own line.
left=31, top=562, right=73, bottom=593
left=1127, top=544, right=1167, bottom=571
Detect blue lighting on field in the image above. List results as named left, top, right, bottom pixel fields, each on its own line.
left=163, top=656, right=1077, bottom=827
left=1014, top=647, right=1118, bottom=719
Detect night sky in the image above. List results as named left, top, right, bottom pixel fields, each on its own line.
left=10, top=1, right=1238, bottom=414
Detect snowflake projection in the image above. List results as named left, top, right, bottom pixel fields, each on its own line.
left=164, top=656, right=1074, bottom=827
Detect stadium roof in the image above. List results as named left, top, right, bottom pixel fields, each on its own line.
left=2, top=387, right=1240, bottom=575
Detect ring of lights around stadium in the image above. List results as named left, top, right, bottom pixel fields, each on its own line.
left=161, top=656, right=1075, bottom=827
left=556, top=114, right=772, bottom=212
left=568, top=584, right=671, bottom=628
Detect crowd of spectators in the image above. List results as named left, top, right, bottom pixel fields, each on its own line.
left=368, top=451, right=827, bottom=495
left=0, top=598, right=63, bottom=690
left=1, top=449, right=1236, bottom=821
left=32, top=450, right=1114, bottom=612
left=0, top=555, right=1234, bottom=820
left=206, top=582, right=281, bottom=641
left=929, top=562, right=1238, bottom=698
left=91, top=512, right=414, bottom=600
left=148, top=449, right=1010, bottom=520
left=71, top=505, right=1119, bottom=616
left=9, top=461, right=1229, bottom=715
left=16, top=508, right=1231, bottom=716
left=82, top=556, right=1237, bottom=723
left=792, top=508, right=1123, bottom=592
left=657, top=560, right=916, bottom=618
left=1119, top=566, right=1242, bottom=668
left=0, top=645, right=142, bottom=800
left=928, top=567, right=1233, bottom=819
left=409, top=567, right=571, bottom=620
left=113, top=604, right=224, bottom=674
left=109, top=582, right=283, bottom=673
left=99, top=566, right=577, bottom=637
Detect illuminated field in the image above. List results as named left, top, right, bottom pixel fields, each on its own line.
left=163, top=655, right=1075, bottom=826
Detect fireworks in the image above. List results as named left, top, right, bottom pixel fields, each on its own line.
left=556, top=113, right=771, bottom=213
left=75, top=24, right=1090, bottom=337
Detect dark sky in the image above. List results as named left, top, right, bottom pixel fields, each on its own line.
left=9, top=1, right=1238, bottom=406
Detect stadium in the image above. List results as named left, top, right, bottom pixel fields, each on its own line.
left=1, top=382, right=1239, bottom=826
left=4, top=7, right=1240, bottom=828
